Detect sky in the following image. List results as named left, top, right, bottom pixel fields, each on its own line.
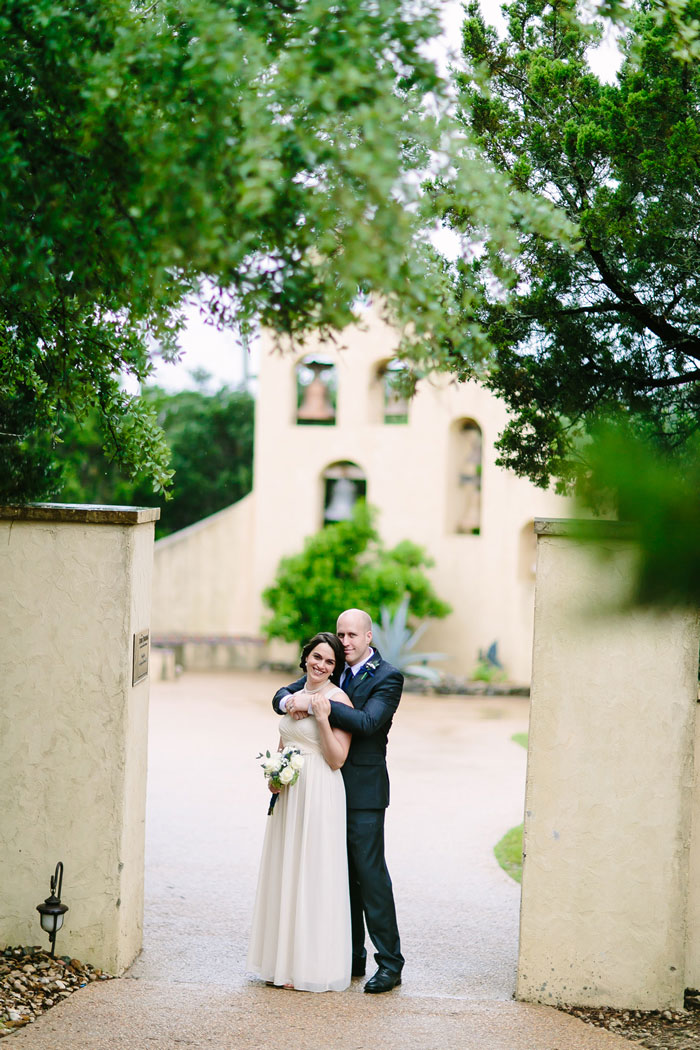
left=145, top=306, right=256, bottom=394
left=145, top=0, right=623, bottom=394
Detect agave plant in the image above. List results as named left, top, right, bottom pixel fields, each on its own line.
left=472, top=641, right=507, bottom=683
left=372, top=597, right=446, bottom=683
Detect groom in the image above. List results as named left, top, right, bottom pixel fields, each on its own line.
left=272, top=608, right=404, bottom=993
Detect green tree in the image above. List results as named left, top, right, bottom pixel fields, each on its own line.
left=146, top=384, right=254, bottom=536
left=49, top=382, right=254, bottom=538
left=0, top=387, right=61, bottom=501
left=0, top=0, right=455, bottom=499
left=262, top=502, right=451, bottom=646
left=437, top=0, right=700, bottom=492
left=425, top=0, right=700, bottom=606
left=576, top=420, right=700, bottom=607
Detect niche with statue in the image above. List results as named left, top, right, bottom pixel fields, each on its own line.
left=448, top=419, right=482, bottom=535
left=374, top=359, right=410, bottom=424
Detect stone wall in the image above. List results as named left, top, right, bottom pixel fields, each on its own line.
left=151, top=492, right=257, bottom=641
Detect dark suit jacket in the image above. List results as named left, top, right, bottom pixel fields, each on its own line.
left=272, top=650, right=403, bottom=810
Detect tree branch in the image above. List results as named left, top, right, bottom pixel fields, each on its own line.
left=640, top=369, right=700, bottom=389
left=586, top=239, right=700, bottom=360
left=520, top=301, right=623, bottom=319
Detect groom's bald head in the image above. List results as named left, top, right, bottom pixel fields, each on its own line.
left=336, top=608, right=373, bottom=666
left=338, top=608, right=372, bottom=633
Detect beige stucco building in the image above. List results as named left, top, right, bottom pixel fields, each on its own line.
left=152, top=306, right=569, bottom=681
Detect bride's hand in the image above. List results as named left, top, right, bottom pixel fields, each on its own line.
left=286, top=694, right=310, bottom=720
left=311, top=694, right=331, bottom=719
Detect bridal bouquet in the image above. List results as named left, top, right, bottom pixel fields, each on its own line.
left=257, top=746, right=304, bottom=815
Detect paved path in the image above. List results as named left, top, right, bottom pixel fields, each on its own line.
left=11, top=671, right=633, bottom=1048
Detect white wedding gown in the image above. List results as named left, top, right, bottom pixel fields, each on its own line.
left=247, top=710, right=351, bottom=991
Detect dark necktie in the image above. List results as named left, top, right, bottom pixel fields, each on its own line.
left=341, top=667, right=353, bottom=692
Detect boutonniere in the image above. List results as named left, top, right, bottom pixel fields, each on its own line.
left=358, top=657, right=380, bottom=683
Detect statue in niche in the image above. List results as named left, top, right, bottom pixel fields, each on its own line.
left=381, top=362, right=409, bottom=423
left=456, top=425, right=482, bottom=534
left=383, top=377, right=408, bottom=422
left=297, top=360, right=335, bottom=423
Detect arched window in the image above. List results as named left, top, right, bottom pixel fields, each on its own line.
left=370, top=359, right=410, bottom=424
left=322, top=461, right=367, bottom=526
left=295, top=356, right=336, bottom=425
left=449, top=419, right=482, bottom=534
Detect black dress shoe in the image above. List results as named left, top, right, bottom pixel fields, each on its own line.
left=364, top=967, right=402, bottom=993
left=351, top=958, right=366, bottom=977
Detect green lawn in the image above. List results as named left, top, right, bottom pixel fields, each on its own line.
left=494, top=823, right=524, bottom=884
left=493, top=732, right=527, bottom=883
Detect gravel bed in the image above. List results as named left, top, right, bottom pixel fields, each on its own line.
left=0, top=946, right=112, bottom=1037
left=561, top=990, right=700, bottom=1048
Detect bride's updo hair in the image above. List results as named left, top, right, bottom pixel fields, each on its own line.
left=300, top=632, right=345, bottom=685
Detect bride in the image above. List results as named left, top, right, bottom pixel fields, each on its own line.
left=247, top=631, right=353, bottom=992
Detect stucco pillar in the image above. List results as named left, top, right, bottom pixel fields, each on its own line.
left=517, top=518, right=699, bottom=1011
left=0, top=503, right=159, bottom=974
left=685, top=704, right=700, bottom=987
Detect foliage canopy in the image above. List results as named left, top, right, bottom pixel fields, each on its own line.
left=0, top=0, right=458, bottom=499
left=436, top=0, right=700, bottom=492
left=262, top=502, right=451, bottom=646
left=576, top=421, right=700, bottom=607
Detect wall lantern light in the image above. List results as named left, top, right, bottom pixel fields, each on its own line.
left=36, top=862, right=69, bottom=958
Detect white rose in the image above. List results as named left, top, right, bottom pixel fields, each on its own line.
left=264, top=755, right=283, bottom=775
left=289, top=753, right=304, bottom=771
left=279, top=765, right=295, bottom=785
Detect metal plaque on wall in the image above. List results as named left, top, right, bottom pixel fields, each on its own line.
left=132, top=629, right=150, bottom=686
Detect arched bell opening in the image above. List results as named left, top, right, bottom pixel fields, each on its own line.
left=321, top=461, right=367, bottom=527
left=295, top=356, right=337, bottom=425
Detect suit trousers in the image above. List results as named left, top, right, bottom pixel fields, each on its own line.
left=346, top=808, right=404, bottom=975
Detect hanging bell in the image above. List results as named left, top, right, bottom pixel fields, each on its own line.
left=297, top=362, right=335, bottom=421
left=324, top=478, right=357, bottom=521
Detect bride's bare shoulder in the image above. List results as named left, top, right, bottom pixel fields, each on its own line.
left=332, top=688, right=353, bottom=707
